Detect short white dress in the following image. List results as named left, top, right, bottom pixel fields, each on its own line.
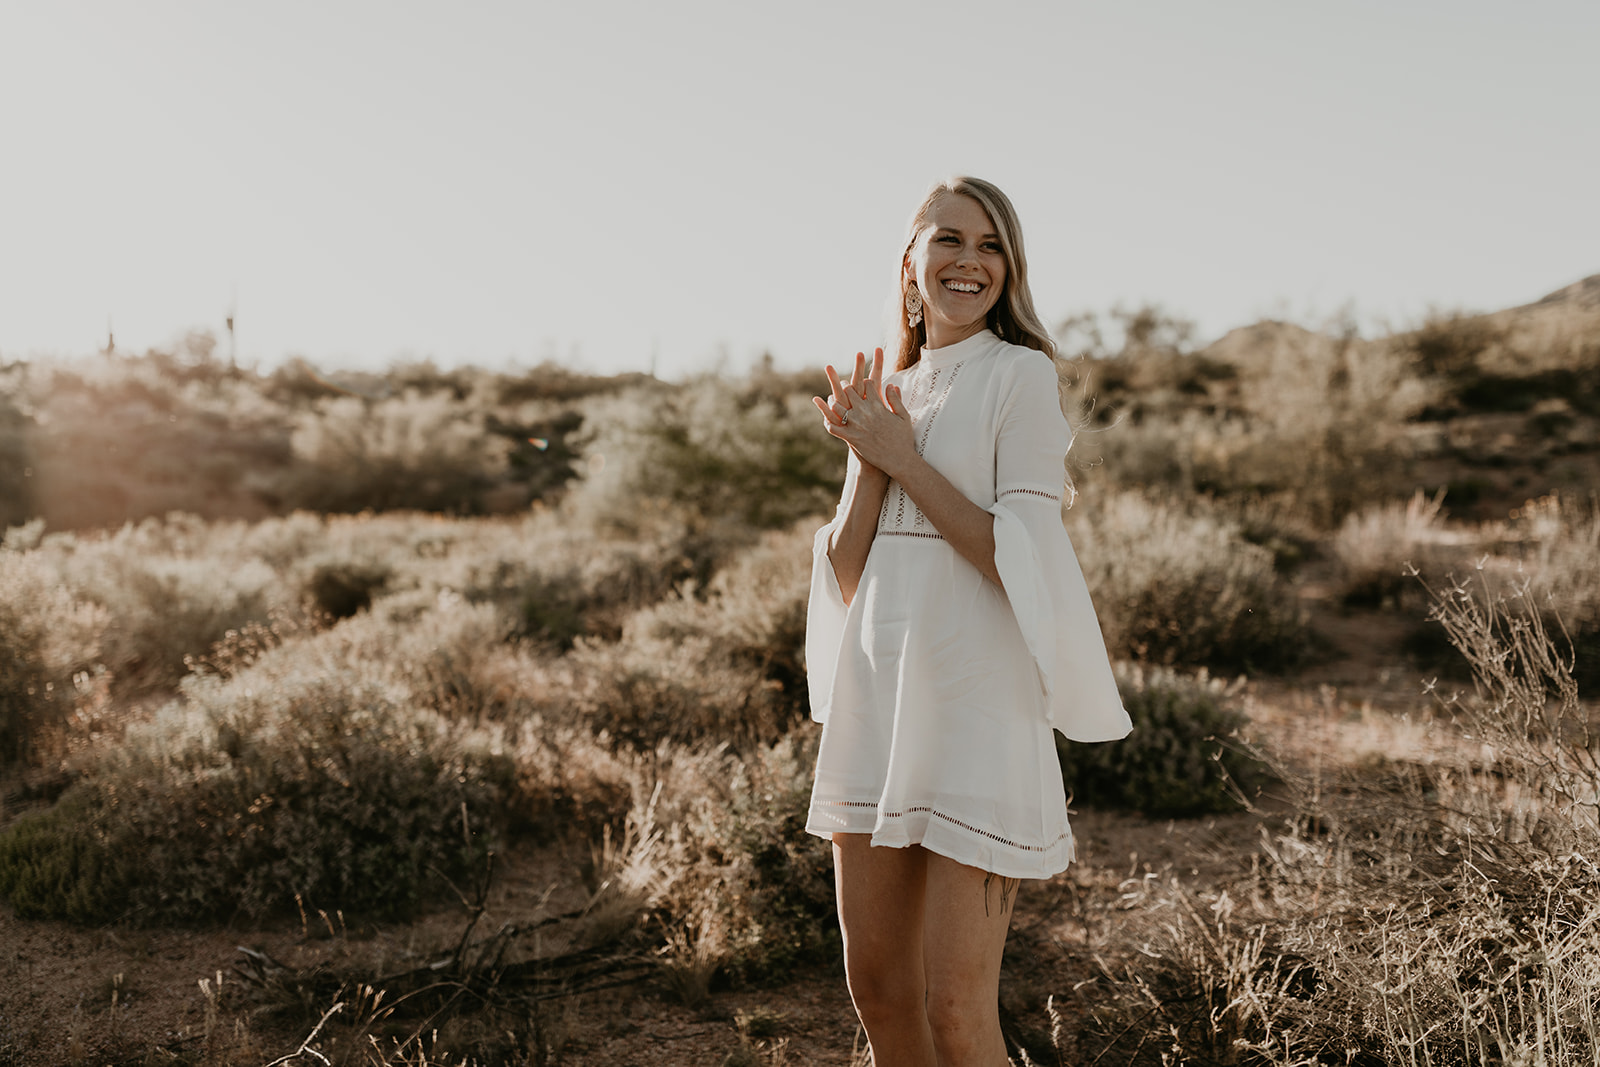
left=804, top=329, right=1132, bottom=879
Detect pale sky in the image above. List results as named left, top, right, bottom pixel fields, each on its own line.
left=2, top=1, right=1595, bottom=379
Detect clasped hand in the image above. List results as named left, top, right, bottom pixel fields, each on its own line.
left=812, top=347, right=916, bottom=480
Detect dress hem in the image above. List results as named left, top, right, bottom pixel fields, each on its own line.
left=804, top=805, right=1075, bottom=881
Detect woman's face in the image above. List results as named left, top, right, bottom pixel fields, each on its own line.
left=906, top=193, right=1007, bottom=347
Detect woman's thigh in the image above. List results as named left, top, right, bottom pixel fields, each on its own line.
left=832, top=834, right=929, bottom=988
left=921, top=851, right=1016, bottom=1004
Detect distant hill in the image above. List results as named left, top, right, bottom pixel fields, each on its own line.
left=1082, top=272, right=1600, bottom=520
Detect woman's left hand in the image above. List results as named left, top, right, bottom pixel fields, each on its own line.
left=812, top=348, right=917, bottom=480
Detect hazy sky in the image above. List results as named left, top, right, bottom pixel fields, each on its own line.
left=2, top=1, right=1595, bottom=378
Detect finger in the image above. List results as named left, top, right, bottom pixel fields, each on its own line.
left=852, top=351, right=868, bottom=395
left=871, top=347, right=885, bottom=385
left=812, top=395, right=838, bottom=425
left=824, top=364, right=851, bottom=407
left=885, top=383, right=906, bottom=417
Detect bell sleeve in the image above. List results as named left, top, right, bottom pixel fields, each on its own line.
left=804, top=448, right=861, bottom=724
left=989, top=356, right=1132, bottom=743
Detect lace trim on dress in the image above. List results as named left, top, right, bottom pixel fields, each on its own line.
left=999, top=488, right=1062, bottom=502
left=879, top=361, right=967, bottom=537
left=813, top=799, right=1068, bottom=852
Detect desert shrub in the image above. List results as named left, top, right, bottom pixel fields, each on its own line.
left=65, top=534, right=280, bottom=695
left=1332, top=488, right=1450, bottom=607
left=1404, top=308, right=1506, bottom=380
left=502, top=717, right=637, bottom=837
left=1492, top=494, right=1600, bottom=690
left=1057, top=666, right=1261, bottom=817
left=279, top=391, right=512, bottom=514
left=568, top=380, right=841, bottom=534
left=625, top=523, right=813, bottom=704
left=545, top=524, right=814, bottom=749
left=0, top=386, right=33, bottom=530
left=0, top=787, right=127, bottom=921
left=1225, top=327, right=1431, bottom=525
left=352, top=590, right=524, bottom=720
left=492, top=361, right=654, bottom=405
left=498, top=530, right=702, bottom=646
left=1068, top=490, right=1307, bottom=673
left=0, top=650, right=509, bottom=923
left=513, top=569, right=589, bottom=648
left=0, top=550, right=108, bottom=764
left=1058, top=845, right=1600, bottom=1067
left=583, top=732, right=837, bottom=989
left=709, top=732, right=839, bottom=981
left=555, top=629, right=786, bottom=751
left=1419, top=571, right=1598, bottom=839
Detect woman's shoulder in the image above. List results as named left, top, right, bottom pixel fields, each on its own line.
left=986, top=339, right=1060, bottom=387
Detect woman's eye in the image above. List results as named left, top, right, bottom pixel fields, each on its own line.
left=982, top=242, right=1002, bottom=253
left=936, top=235, right=959, bottom=244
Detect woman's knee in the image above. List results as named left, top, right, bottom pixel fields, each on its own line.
left=844, top=955, right=925, bottom=1024
left=924, top=987, right=996, bottom=1056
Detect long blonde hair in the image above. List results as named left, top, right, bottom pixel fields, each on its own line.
left=889, top=176, right=1056, bottom=371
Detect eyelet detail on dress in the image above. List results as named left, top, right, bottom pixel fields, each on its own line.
left=879, top=361, right=967, bottom=538
left=813, top=798, right=1069, bottom=852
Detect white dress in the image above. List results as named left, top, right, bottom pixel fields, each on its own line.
left=804, top=329, right=1132, bottom=879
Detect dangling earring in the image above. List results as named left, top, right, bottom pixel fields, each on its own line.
left=905, top=284, right=923, bottom=328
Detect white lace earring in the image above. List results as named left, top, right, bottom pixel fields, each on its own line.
left=905, top=284, right=923, bottom=328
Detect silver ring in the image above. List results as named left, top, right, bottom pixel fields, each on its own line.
left=839, top=412, right=849, bottom=425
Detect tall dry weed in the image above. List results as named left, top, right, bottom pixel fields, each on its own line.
left=1333, top=488, right=1452, bottom=607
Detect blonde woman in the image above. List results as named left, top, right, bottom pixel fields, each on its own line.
left=806, top=176, right=1131, bottom=1066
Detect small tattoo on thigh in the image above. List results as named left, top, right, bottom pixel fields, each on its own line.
left=983, top=872, right=1020, bottom=917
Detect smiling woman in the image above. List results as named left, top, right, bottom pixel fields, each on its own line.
left=888, top=177, right=1055, bottom=374
left=804, top=177, right=1131, bottom=1066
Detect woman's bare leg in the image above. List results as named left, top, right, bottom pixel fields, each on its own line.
left=832, top=834, right=937, bottom=1067
left=921, top=851, right=1016, bottom=1067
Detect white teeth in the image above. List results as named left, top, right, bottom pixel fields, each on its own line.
left=944, top=280, right=981, bottom=293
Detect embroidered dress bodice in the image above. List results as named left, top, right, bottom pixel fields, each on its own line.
left=877, top=357, right=968, bottom=540
left=804, top=329, right=1130, bottom=880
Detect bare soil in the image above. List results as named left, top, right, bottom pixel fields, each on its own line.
left=1, top=806, right=1286, bottom=1066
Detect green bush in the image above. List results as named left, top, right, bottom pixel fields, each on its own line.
left=1057, top=666, right=1263, bottom=817
left=0, top=788, right=128, bottom=921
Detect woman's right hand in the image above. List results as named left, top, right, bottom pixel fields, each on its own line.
left=814, top=349, right=890, bottom=481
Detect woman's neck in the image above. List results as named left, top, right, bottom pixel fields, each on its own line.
left=924, top=320, right=990, bottom=350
